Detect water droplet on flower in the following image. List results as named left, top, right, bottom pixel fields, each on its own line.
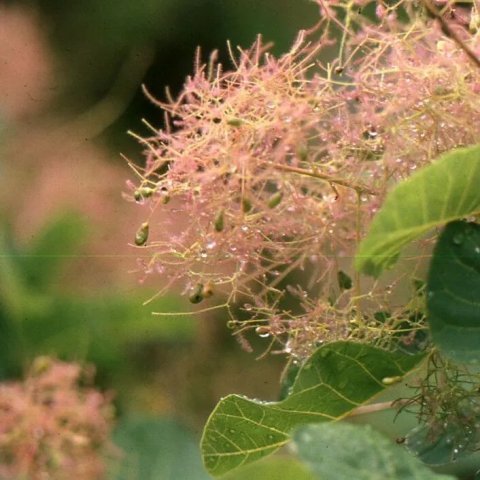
left=206, top=240, right=217, bottom=250
left=284, top=341, right=293, bottom=354
left=255, top=326, right=271, bottom=338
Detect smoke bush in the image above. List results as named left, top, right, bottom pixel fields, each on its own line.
left=0, top=358, right=113, bottom=480
left=127, top=0, right=480, bottom=357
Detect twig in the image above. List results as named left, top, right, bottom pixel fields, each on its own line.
left=270, top=163, right=377, bottom=196
left=422, top=0, right=480, bottom=69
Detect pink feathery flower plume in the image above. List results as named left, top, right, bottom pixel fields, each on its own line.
left=127, top=1, right=480, bottom=356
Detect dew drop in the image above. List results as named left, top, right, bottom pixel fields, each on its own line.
left=255, top=326, right=271, bottom=338
left=243, top=303, right=253, bottom=311
left=453, top=233, right=465, bottom=245
left=206, top=240, right=217, bottom=250
left=229, top=429, right=236, bottom=434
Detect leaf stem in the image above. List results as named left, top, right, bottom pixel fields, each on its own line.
left=348, top=399, right=409, bottom=417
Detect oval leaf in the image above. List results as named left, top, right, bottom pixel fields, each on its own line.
left=222, top=457, right=317, bottom=480
left=356, top=145, right=480, bottom=277
left=293, top=423, right=454, bottom=480
left=427, top=220, right=480, bottom=363
left=201, top=341, right=424, bottom=476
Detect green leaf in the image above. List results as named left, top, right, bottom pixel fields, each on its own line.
left=355, top=145, right=480, bottom=277
left=201, top=341, right=424, bottom=476
left=405, top=418, right=478, bottom=466
left=111, top=416, right=211, bottom=480
left=222, top=457, right=316, bottom=480
left=293, top=423, right=454, bottom=480
left=278, top=361, right=301, bottom=401
left=427, top=220, right=480, bottom=363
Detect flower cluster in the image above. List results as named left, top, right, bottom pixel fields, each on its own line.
left=0, top=357, right=113, bottom=480
left=127, top=0, right=480, bottom=357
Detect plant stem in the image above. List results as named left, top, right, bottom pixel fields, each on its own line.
left=270, top=163, right=377, bottom=195
left=348, top=399, right=410, bottom=417
left=422, top=0, right=480, bottom=69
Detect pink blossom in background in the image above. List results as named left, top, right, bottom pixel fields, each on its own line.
left=0, top=358, right=114, bottom=480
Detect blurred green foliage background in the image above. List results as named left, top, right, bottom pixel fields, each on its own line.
left=0, top=1, right=319, bottom=477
